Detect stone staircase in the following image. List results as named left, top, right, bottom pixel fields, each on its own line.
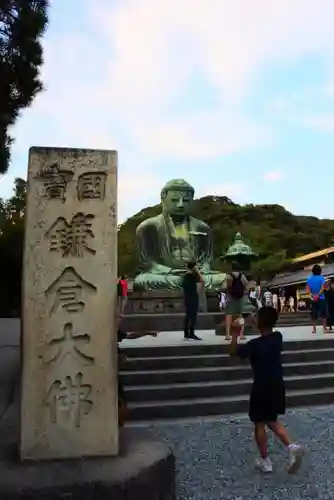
left=123, top=311, right=315, bottom=332
left=120, top=338, right=334, bottom=421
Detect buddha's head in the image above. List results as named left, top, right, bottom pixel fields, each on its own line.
left=161, top=179, right=195, bottom=216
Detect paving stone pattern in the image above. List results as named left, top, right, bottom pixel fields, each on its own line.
left=130, top=406, right=334, bottom=500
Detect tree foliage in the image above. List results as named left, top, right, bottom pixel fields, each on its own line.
left=0, top=0, right=49, bottom=173
left=118, top=195, right=334, bottom=278
left=0, top=177, right=26, bottom=316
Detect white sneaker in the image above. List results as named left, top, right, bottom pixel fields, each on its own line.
left=288, top=444, right=303, bottom=474
left=254, top=457, right=273, bottom=473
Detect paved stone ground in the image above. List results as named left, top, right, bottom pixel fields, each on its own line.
left=128, top=406, right=334, bottom=500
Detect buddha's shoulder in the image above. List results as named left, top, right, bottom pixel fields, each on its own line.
left=136, top=214, right=164, bottom=232
left=189, top=216, right=211, bottom=231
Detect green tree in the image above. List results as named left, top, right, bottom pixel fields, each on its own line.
left=118, top=196, right=334, bottom=279
left=0, top=0, right=49, bottom=173
left=0, top=177, right=26, bottom=315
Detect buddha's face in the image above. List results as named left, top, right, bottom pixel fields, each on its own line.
left=162, top=189, right=193, bottom=216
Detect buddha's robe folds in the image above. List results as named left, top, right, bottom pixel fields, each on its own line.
left=133, top=213, right=226, bottom=291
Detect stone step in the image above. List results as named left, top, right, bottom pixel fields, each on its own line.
left=122, top=338, right=334, bottom=358
left=123, top=348, right=334, bottom=371
left=120, top=360, right=334, bottom=385
left=125, top=373, right=334, bottom=402
left=126, top=387, right=333, bottom=420
left=122, top=312, right=316, bottom=332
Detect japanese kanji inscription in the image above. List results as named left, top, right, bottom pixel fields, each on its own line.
left=45, top=266, right=97, bottom=315
left=35, top=162, right=74, bottom=202
left=43, top=322, right=94, bottom=366
left=44, top=372, right=93, bottom=427
left=77, top=171, right=107, bottom=200
left=21, top=147, right=118, bottom=461
left=46, top=213, right=96, bottom=257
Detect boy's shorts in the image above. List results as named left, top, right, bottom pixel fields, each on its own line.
left=249, top=379, right=286, bottom=423
left=310, top=299, right=326, bottom=320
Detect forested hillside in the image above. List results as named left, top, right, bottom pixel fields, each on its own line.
left=118, top=195, right=334, bottom=277
left=1, top=180, right=334, bottom=315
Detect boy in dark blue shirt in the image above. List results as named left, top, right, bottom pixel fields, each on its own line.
left=229, top=307, right=303, bottom=474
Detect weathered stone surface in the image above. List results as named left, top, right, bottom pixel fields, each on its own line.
left=21, top=147, right=118, bottom=460
left=122, top=312, right=223, bottom=332
left=125, top=290, right=219, bottom=315
left=0, top=405, right=175, bottom=500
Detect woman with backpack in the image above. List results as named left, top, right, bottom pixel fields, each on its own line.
left=224, top=261, right=249, bottom=340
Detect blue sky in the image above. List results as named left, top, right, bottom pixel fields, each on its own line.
left=2, top=0, right=334, bottom=221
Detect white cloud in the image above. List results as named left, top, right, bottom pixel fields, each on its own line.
left=20, top=0, right=334, bottom=156
left=195, top=182, right=248, bottom=204
left=6, top=0, right=334, bottom=219
left=263, top=170, right=286, bottom=183
left=98, top=0, right=334, bottom=106
left=301, top=115, right=334, bottom=133
left=118, top=172, right=164, bottom=221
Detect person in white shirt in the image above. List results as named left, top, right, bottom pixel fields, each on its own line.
left=255, top=283, right=262, bottom=309
left=279, top=296, right=286, bottom=312
left=263, top=288, right=273, bottom=307
left=219, top=292, right=226, bottom=311
left=289, top=296, right=295, bottom=312
left=249, top=287, right=257, bottom=308
left=272, top=293, right=278, bottom=310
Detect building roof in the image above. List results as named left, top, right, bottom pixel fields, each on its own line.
left=270, top=263, right=334, bottom=288
left=292, top=247, right=334, bottom=263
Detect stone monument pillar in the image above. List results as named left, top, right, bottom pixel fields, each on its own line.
left=21, top=147, right=118, bottom=460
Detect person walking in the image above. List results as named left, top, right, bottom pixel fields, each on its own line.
left=288, top=296, right=295, bottom=313
left=262, top=288, right=273, bottom=307
left=279, top=296, right=286, bottom=313
left=182, top=262, right=203, bottom=340
left=272, top=292, right=278, bottom=311
left=229, top=307, right=303, bottom=474
left=306, top=264, right=328, bottom=333
left=249, top=287, right=258, bottom=309
left=255, top=282, right=262, bottom=309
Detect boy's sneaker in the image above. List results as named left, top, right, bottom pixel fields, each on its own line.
left=254, top=457, right=273, bottom=473
left=288, top=444, right=303, bottom=474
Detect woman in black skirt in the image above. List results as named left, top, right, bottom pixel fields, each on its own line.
left=229, top=307, right=303, bottom=474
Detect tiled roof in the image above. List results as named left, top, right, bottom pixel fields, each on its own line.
left=292, top=247, right=334, bottom=263
left=270, top=263, right=334, bottom=288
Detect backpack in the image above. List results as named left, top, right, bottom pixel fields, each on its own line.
left=229, top=273, right=245, bottom=300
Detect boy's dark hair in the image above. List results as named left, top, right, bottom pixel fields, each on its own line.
left=187, top=261, right=196, bottom=270
left=257, top=306, right=278, bottom=329
left=312, top=264, right=322, bottom=276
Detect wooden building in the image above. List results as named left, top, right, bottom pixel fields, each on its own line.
left=269, top=247, right=334, bottom=298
